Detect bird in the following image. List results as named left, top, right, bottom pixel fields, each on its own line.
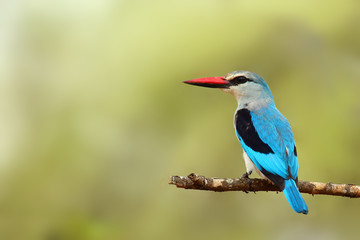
left=183, top=70, right=308, bottom=214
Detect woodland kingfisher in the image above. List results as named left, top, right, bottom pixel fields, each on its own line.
left=184, top=71, right=308, bottom=214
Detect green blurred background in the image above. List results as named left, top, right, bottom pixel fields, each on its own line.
left=1, top=0, right=360, bottom=239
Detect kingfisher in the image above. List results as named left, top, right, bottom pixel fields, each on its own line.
left=184, top=71, right=308, bottom=214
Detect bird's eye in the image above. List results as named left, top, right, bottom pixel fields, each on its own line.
left=230, top=76, right=252, bottom=85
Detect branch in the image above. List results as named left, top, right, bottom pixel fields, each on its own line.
left=169, top=173, right=360, bottom=198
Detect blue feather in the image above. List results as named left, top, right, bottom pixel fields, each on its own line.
left=283, top=179, right=308, bottom=214
left=249, top=106, right=298, bottom=179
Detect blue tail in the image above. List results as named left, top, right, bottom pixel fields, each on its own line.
left=283, top=179, right=308, bottom=214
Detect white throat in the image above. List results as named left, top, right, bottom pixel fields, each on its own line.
left=221, top=82, right=274, bottom=111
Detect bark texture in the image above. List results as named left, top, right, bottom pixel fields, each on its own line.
left=169, top=173, right=360, bottom=198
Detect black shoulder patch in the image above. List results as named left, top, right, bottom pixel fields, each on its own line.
left=235, top=109, right=274, bottom=154
left=294, top=146, right=297, bottom=156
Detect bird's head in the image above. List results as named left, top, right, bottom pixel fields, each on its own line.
left=184, top=71, right=274, bottom=107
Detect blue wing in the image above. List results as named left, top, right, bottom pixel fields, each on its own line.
left=235, top=106, right=298, bottom=188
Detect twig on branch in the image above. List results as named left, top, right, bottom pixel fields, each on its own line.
left=169, top=173, right=360, bottom=198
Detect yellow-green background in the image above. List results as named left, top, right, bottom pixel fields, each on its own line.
left=1, top=0, right=360, bottom=239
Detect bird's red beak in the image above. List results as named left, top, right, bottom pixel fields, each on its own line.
left=183, top=76, right=230, bottom=88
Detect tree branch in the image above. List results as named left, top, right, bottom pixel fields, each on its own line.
left=169, top=173, right=360, bottom=198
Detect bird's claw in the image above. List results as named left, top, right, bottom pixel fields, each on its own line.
left=241, top=170, right=252, bottom=179
left=241, top=172, right=249, bottom=179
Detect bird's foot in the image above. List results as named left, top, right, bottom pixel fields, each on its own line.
left=241, top=172, right=249, bottom=178
left=241, top=171, right=252, bottom=193
left=241, top=170, right=252, bottom=179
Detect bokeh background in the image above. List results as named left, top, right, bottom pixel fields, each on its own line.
left=1, top=0, right=360, bottom=239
